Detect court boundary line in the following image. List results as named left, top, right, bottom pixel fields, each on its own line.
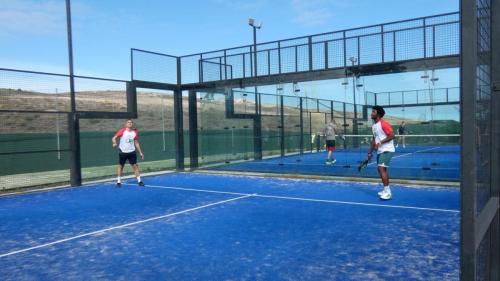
left=194, top=170, right=460, bottom=187
left=137, top=183, right=459, bottom=213
left=0, top=170, right=176, bottom=197
left=237, top=161, right=458, bottom=170
left=0, top=194, right=254, bottom=258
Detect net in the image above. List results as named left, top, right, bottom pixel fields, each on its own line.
left=333, top=134, right=460, bottom=168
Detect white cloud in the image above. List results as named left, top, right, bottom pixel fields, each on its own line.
left=0, top=0, right=67, bottom=36
left=0, top=0, right=95, bottom=37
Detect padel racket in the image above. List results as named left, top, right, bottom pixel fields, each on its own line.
left=358, top=159, right=369, bottom=172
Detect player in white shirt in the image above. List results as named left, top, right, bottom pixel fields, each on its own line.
left=112, top=119, right=145, bottom=187
left=367, top=106, right=395, bottom=200
left=324, top=119, right=345, bottom=165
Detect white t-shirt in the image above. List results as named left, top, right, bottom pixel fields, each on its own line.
left=115, top=128, right=139, bottom=153
left=372, top=119, right=395, bottom=153
left=324, top=122, right=336, bottom=140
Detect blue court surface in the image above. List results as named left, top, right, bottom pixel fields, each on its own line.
left=208, top=145, right=460, bottom=182
left=0, top=172, right=459, bottom=280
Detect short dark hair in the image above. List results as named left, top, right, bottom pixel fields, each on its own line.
left=372, top=106, right=385, bottom=118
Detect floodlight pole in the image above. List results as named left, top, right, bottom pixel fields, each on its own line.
left=350, top=57, right=359, bottom=146
left=66, top=0, right=82, bottom=186
left=253, top=26, right=258, bottom=78
left=249, top=18, right=262, bottom=160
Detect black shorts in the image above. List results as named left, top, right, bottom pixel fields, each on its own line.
left=326, top=140, right=336, bottom=148
left=119, top=151, right=137, bottom=166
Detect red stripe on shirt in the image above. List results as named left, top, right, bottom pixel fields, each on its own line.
left=114, top=128, right=126, bottom=138
left=380, top=119, right=393, bottom=135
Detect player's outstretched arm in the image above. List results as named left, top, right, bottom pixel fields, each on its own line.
left=112, top=136, right=118, bottom=148
left=135, top=140, right=144, bottom=160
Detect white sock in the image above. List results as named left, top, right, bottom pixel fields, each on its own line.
left=384, top=185, right=391, bottom=192
left=117, top=177, right=121, bottom=183
left=137, top=176, right=141, bottom=182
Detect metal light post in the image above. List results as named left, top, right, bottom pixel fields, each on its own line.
left=248, top=18, right=262, bottom=78
left=349, top=57, right=359, bottom=145
left=66, top=0, right=81, bottom=186
left=249, top=17, right=263, bottom=160
left=421, top=69, right=439, bottom=133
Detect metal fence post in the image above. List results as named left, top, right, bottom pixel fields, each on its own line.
left=324, top=41, right=329, bottom=69
left=188, top=90, right=198, bottom=168
left=278, top=41, right=282, bottom=74
left=299, top=97, right=304, bottom=154
left=66, top=0, right=81, bottom=186
left=460, top=0, right=478, bottom=279
left=174, top=57, right=185, bottom=170
left=308, top=36, right=313, bottom=71
left=280, top=95, right=285, bottom=157
left=381, top=25, right=385, bottom=62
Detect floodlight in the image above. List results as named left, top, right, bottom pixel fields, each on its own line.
left=248, top=17, right=262, bottom=29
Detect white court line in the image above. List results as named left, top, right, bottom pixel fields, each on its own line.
left=0, top=194, right=254, bottom=258
left=0, top=170, right=177, bottom=197
left=255, top=193, right=459, bottom=213
left=139, top=183, right=459, bottom=213
left=124, top=183, right=250, bottom=197
left=237, top=161, right=457, bottom=170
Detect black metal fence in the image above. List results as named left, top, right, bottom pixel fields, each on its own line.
left=367, top=87, right=460, bottom=106
left=130, top=13, right=460, bottom=85
left=177, top=12, right=459, bottom=84
left=0, top=68, right=135, bottom=189
left=460, top=0, right=500, bottom=279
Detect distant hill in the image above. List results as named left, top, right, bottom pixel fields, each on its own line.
left=1, top=89, right=458, bottom=134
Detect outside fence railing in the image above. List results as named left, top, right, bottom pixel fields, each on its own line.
left=175, top=12, right=459, bottom=84
left=132, top=12, right=459, bottom=85
left=367, top=87, right=460, bottom=106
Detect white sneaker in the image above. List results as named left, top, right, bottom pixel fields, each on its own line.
left=379, top=190, right=392, bottom=200
left=332, top=159, right=337, bottom=164
left=378, top=189, right=385, bottom=196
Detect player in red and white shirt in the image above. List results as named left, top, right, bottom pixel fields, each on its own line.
left=112, top=119, right=145, bottom=187
left=367, top=106, right=395, bottom=200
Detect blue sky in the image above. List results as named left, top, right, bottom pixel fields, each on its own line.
left=0, top=0, right=459, bottom=104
